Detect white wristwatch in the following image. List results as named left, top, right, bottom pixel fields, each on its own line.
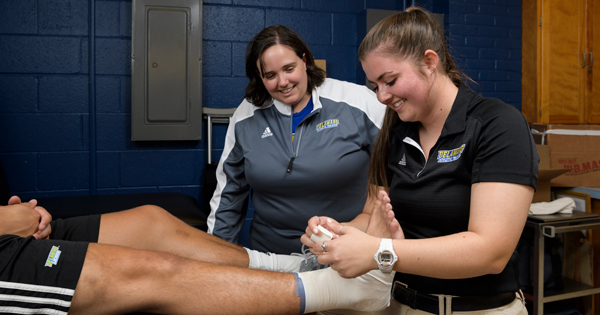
left=374, top=238, right=398, bottom=273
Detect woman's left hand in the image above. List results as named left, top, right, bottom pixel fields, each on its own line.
left=315, top=219, right=380, bottom=278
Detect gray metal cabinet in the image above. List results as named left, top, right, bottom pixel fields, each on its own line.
left=131, top=0, right=202, bottom=141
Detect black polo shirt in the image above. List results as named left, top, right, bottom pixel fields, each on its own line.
left=387, top=84, right=539, bottom=296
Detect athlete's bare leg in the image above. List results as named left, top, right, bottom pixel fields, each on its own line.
left=97, top=205, right=249, bottom=267
left=69, top=243, right=300, bottom=315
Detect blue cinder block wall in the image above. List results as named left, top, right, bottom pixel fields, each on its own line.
left=0, top=0, right=522, bottom=205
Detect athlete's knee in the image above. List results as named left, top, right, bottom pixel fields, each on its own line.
left=133, top=250, right=188, bottom=281
left=130, top=205, right=176, bottom=228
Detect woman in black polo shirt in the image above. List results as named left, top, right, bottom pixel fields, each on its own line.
left=308, top=6, right=538, bottom=315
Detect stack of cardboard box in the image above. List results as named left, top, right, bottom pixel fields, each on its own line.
left=531, top=124, right=600, bottom=203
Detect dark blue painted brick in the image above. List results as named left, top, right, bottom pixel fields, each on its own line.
left=508, top=28, right=521, bottom=39
left=478, top=70, right=508, bottom=81
left=451, top=24, right=479, bottom=36
left=495, top=37, right=520, bottom=49
left=464, top=69, right=479, bottom=82
left=203, top=6, right=264, bottom=41
left=478, top=26, right=508, bottom=38
left=98, top=187, right=159, bottom=194
left=310, top=45, right=357, bottom=82
left=120, top=150, right=199, bottom=186
left=39, top=75, right=89, bottom=113
left=202, top=76, right=248, bottom=109
left=464, top=14, right=495, bottom=26
left=464, top=58, right=496, bottom=70
left=232, top=42, right=248, bottom=77
left=448, top=35, right=465, bottom=47
left=233, top=0, right=300, bottom=9
left=452, top=3, right=479, bottom=14
left=479, top=4, right=508, bottom=16
left=204, top=0, right=232, bottom=4
left=38, top=152, right=89, bottom=190
left=509, top=49, right=522, bottom=60
left=0, top=0, right=37, bottom=34
left=120, top=76, right=131, bottom=113
left=120, top=1, right=132, bottom=37
left=475, top=81, right=496, bottom=93
left=97, top=151, right=120, bottom=188
left=504, top=91, right=522, bottom=103
left=38, top=0, right=88, bottom=36
left=0, top=114, right=84, bottom=152
left=96, top=38, right=131, bottom=75
left=0, top=36, right=82, bottom=74
left=205, top=123, right=229, bottom=150
left=448, top=13, right=465, bottom=25
left=203, top=41, right=232, bottom=76
left=209, top=148, right=225, bottom=164
left=96, top=76, right=121, bottom=113
left=81, top=113, right=89, bottom=152
left=81, top=38, right=90, bottom=74
left=96, top=113, right=128, bottom=150
left=495, top=16, right=521, bottom=28
left=497, top=59, right=521, bottom=72
left=465, top=36, right=494, bottom=48
left=507, top=71, right=521, bottom=81
left=0, top=153, right=37, bottom=192
left=96, top=1, right=121, bottom=37
left=452, top=46, right=478, bottom=60
left=0, top=75, right=38, bottom=113
left=507, top=4, right=522, bottom=17
left=332, top=14, right=357, bottom=46
left=366, top=0, right=404, bottom=10
left=479, top=48, right=509, bottom=59
left=495, top=81, right=521, bottom=92
left=302, top=0, right=364, bottom=13
left=266, top=9, right=331, bottom=45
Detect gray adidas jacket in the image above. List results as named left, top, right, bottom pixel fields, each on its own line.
left=207, top=78, right=385, bottom=254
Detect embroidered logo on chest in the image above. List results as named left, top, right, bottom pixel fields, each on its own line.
left=437, top=144, right=466, bottom=163
left=316, top=119, right=339, bottom=132
left=261, top=127, right=273, bottom=139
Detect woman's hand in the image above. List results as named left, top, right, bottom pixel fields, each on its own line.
left=316, top=220, right=380, bottom=278
left=313, top=192, right=403, bottom=278
left=301, top=216, right=339, bottom=252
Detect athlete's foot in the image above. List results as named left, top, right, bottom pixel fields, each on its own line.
left=365, top=190, right=403, bottom=239
left=299, top=267, right=394, bottom=313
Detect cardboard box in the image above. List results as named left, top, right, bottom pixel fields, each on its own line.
left=531, top=124, right=600, bottom=187
left=533, top=144, right=571, bottom=202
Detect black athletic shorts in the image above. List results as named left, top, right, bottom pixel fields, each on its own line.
left=0, top=214, right=101, bottom=314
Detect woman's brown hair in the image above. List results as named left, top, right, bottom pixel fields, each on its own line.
left=244, top=25, right=326, bottom=106
left=359, top=7, right=472, bottom=198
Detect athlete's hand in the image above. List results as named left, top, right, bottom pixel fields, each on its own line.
left=6, top=196, right=52, bottom=239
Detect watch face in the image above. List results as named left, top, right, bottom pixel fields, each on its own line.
left=378, top=250, right=393, bottom=267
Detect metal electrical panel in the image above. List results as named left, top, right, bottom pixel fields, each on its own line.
left=131, top=0, right=202, bottom=141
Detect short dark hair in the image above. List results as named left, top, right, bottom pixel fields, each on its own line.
left=244, top=25, right=326, bottom=106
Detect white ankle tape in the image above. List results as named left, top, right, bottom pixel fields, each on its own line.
left=244, top=248, right=304, bottom=272
left=298, top=268, right=393, bottom=313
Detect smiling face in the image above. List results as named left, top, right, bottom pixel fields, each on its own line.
left=362, top=53, right=433, bottom=122
left=257, top=44, right=311, bottom=111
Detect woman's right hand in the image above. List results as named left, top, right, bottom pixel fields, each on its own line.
left=301, top=215, right=337, bottom=250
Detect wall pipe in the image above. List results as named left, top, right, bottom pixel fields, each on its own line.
left=89, top=0, right=97, bottom=195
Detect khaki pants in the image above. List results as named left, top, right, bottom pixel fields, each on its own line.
left=375, top=293, right=527, bottom=315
